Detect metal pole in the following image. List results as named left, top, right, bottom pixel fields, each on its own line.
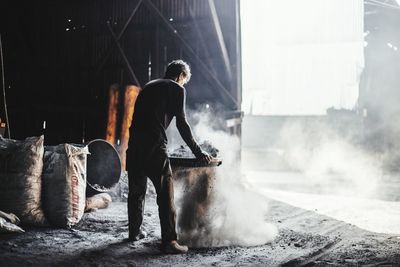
left=0, top=33, right=11, bottom=138
left=235, top=0, right=242, bottom=107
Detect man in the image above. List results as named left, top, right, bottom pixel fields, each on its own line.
left=126, top=60, right=211, bottom=254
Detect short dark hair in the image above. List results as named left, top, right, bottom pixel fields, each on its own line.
left=164, top=60, right=191, bottom=83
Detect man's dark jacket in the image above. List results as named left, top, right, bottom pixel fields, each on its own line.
left=128, top=78, right=201, bottom=156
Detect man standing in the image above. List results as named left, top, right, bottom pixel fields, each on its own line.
left=126, top=60, right=211, bottom=253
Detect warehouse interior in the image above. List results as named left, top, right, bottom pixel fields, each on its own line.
left=1, top=0, right=400, bottom=266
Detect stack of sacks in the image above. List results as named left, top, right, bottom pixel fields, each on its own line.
left=0, top=136, right=89, bottom=229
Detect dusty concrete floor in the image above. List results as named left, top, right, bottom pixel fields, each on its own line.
left=0, top=192, right=399, bottom=267
left=1, top=148, right=400, bottom=266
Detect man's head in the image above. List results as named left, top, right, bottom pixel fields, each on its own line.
left=164, top=60, right=191, bottom=86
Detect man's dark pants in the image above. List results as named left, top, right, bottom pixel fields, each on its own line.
left=127, top=141, right=178, bottom=244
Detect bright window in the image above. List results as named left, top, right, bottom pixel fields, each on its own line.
left=241, top=0, right=364, bottom=115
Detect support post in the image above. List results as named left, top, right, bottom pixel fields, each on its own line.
left=105, top=84, right=119, bottom=145
left=118, top=85, right=140, bottom=170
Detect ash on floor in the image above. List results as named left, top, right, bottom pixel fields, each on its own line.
left=1, top=190, right=399, bottom=267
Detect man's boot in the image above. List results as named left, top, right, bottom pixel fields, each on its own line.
left=162, top=240, right=188, bottom=254
left=128, top=229, right=147, bottom=241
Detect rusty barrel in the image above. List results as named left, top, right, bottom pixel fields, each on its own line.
left=86, top=139, right=121, bottom=196
left=170, top=155, right=222, bottom=233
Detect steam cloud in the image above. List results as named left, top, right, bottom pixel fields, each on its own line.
left=168, top=111, right=278, bottom=247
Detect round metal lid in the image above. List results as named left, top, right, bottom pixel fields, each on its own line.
left=86, top=139, right=121, bottom=192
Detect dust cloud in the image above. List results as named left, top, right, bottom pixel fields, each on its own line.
left=242, top=116, right=399, bottom=234
left=168, top=111, right=278, bottom=247
left=277, top=120, right=382, bottom=197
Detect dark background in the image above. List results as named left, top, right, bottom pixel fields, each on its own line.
left=0, top=0, right=242, bottom=144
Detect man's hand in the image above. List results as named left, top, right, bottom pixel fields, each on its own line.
left=196, top=151, right=212, bottom=164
